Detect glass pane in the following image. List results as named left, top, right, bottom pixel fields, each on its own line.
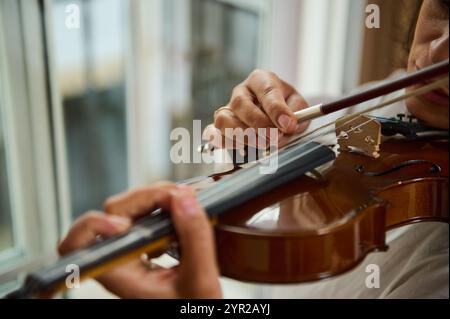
left=0, top=100, right=14, bottom=251
left=191, top=0, right=259, bottom=120
left=52, top=0, right=127, bottom=218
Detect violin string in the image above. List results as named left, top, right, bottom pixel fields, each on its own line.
left=232, top=76, right=449, bottom=173
left=196, top=117, right=379, bottom=210
left=288, top=76, right=449, bottom=147
left=282, top=76, right=449, bottom=149
left=197, top=76, right=448, bottom=205
left=266, top=117, right=378, bottom=171
left=201, top=76, right=447, bottom=155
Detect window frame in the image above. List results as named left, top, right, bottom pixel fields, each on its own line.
left=42, top=0, right=85, bottom=234
left=0, top=0, right=60, bottom=292
left=218, top=0, right=273, bottom=67
left=296, top=0, right=366, bottom=97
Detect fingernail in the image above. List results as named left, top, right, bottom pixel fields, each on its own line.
left=108, top=215, right=131, bottom=229
left=179, top=196, right=199, bottom=216
left=278, top=115, right=297, bottom=132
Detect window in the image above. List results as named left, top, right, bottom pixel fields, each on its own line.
left=0, top=0, right=31, bottom=291
left=0, top=0, right=59, bottom=295
left=51, top=0, right=128, bottom=219
left=190, top=0, right=260, bottom=120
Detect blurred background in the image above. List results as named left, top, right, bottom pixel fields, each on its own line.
left=0, top=0, right=421, bottom=297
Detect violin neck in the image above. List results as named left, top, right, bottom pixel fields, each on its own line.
left=8, top=141, right=336, bottom=298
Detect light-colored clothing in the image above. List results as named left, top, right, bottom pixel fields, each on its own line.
left=261, top=222, right=448, bottom=298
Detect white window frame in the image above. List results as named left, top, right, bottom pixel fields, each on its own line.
left=296, top=0, right=366, bottom=98
left=267, top=0, right=302, bottom=85
left=218, top=0, right=273, bottom=67
left=42, top=0, right=73, bottom=234
left=0, top=0, right=60, bottom=292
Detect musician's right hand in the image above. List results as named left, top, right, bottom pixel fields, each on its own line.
left=204, top=70, right=310, bottom=149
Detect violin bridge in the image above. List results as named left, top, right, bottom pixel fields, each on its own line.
left=335, top=115, right=381, bottom=158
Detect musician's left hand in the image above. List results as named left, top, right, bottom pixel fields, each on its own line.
left=57, top=182, right=222, bottom=299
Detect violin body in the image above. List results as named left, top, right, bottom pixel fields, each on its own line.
left=190, top=136, right=448, bottom=283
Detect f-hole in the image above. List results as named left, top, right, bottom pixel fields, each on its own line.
left=355, top=160, right=441, bottom=177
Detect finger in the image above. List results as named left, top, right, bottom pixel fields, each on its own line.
left=58, top=212, right=131, bottom=256
left=203, top=124, right=242, bottom=149
left=104, top=182, right=178, bottom=218
left=229, top=86, right=274, bottom=130
left=286, top=92, right=309, bottom=112
left=214, top=108, right=248, bottom=134
left=247, top=71, right=297, bottom=134
left=170, top=186, right=219, bottom=281
left=203, top=124, right=227, bottom=149
left=214, top=110, right=264, bottom=148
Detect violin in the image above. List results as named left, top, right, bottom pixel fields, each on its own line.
left=5, top=60, right=449, bottom=298
left=214, top=135, right=448, bottom=283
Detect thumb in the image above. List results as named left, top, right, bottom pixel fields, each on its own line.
left=170, top=185, right=219, bottom=279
